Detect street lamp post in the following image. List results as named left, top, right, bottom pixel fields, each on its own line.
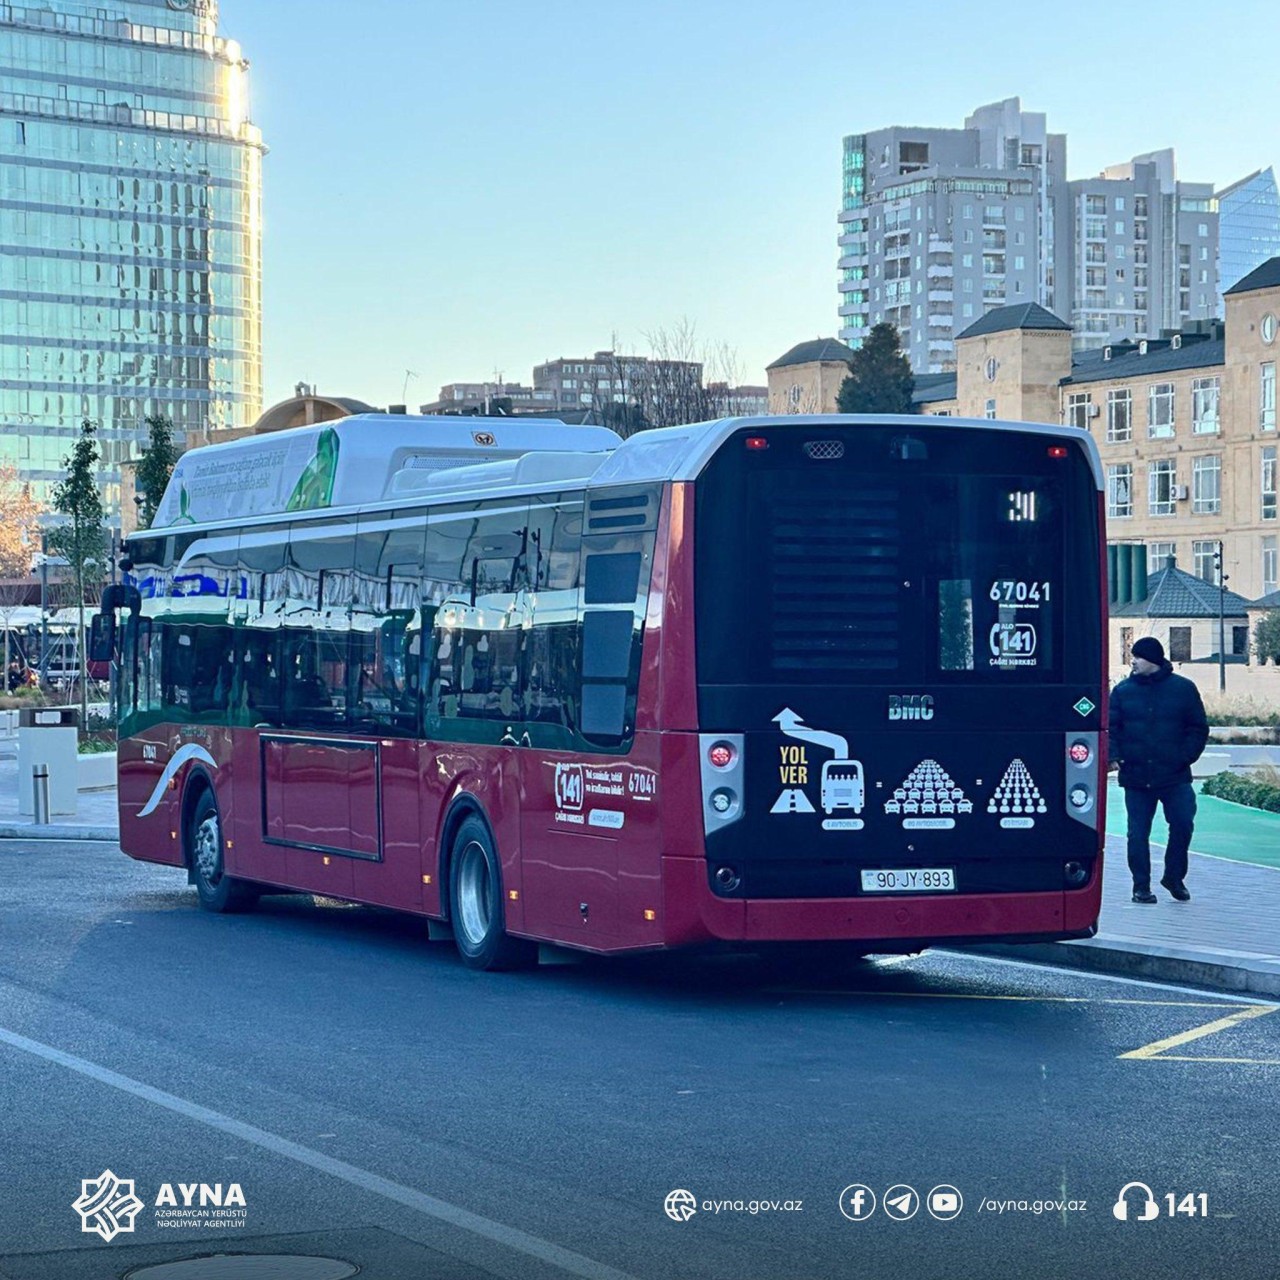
left=39, top=530, right=48, bottom=683
left=1216, top=540, right=1227, bottom=694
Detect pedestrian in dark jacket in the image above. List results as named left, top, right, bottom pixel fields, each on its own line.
left=1108, top=636, right=1209, bottom=904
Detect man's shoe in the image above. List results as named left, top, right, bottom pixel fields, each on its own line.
left=1132, top=888, right=1158, bottom=904
left=1160, top=878, right=1191, bottom=902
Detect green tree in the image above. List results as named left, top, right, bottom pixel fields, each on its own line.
left=135, top=413, right=180, bottom=529
left=1256, top=610, right=1280, bottom=665
left=48, top=420, right=106, bottom=721
left=836, top=322, right=916, bottom=415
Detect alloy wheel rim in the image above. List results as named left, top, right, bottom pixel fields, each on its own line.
left=456, top=840, right=491, bottom=946
left=195, top=813, right=221, bottom=885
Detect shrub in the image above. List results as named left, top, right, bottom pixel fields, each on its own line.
left=1201, top=769, right=1280, bottom=813
left=1201, top=694, right=1280, bottom=727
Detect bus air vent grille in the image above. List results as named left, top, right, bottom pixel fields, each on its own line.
left=803, top=440, right=844, bottom=460
left=768, top=487, right=901, bottom=672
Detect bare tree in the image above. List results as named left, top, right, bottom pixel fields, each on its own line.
left=591, top=321, right=746, bottom=437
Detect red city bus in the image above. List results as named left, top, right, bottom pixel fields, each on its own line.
left=107, top=412, right=1107, bottom=969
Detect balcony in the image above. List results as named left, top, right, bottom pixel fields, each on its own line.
left=928, top=290, right=953, bottom=304
left=926, top=264, right=954, bottom=279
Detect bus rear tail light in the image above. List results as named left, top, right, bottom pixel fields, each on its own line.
left=1064, top=730, right=1100, bottom=830
left=710, top=787, right=737, bottom=815
left=700, top=733, right=745, bottom=835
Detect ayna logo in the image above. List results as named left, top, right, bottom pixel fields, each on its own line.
left=73, top=1170, right=145, bottom=1242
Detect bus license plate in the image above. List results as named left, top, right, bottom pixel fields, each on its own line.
left=861, top=868, right=956, bottom=893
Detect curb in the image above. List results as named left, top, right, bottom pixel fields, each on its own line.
left=962, top=938, right=1280, bottom=999
left=0, top=823, right=119, bottom=842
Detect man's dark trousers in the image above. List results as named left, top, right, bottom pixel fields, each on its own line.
left=1124, top=783, right=1196, bottom=888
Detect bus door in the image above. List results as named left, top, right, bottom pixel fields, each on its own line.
left=349, top=513, right=427, bottom=911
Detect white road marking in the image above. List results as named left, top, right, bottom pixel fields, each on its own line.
left=0, top=1025, right=638, bottom=1280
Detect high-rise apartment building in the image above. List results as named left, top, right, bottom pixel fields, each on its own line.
left=838, top=98, right=1067, bottom=372
left=1068, top=150, right=1217, bottom=351
left=838, top=101, right=1238, bottom=369
left=0, top=0, right=264, bottom=512
left=1217, top=167, right=1280, bottom=308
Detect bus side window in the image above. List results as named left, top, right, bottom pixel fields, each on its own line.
left=523, top=494, right=584, bottom=749
left=424, top=508, right=526, bottom=740
left=577, top=486, right=658, bottom=751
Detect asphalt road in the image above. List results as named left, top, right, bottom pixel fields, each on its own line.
left=1, top=840, right=1277, bottom=1280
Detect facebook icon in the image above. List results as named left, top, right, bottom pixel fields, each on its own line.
left=839, top=1184, right=877, bottom=1221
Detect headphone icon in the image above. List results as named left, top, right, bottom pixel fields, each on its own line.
left=1112, top=1182, right=1160, bottom=1221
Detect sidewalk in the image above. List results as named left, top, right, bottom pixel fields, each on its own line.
left=0, top=755, right=1277, bottom=995
left=974, top=834, right=1280, bottom=997
left=0, top=753, right=119, bottom=840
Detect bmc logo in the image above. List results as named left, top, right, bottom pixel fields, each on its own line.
left=888, top=695, right=934, bottom=721
left=555, top=764, right=583, bottom=811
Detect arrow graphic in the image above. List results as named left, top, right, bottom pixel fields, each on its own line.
left=772, top=707, right=849, bottom=758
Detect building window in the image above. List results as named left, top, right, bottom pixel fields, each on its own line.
left=985, top=399, right=996, bottom=420
left=1233, top=625, right=1250, bottom=658
left=963, top=229, right=974, bottom=244
left=1263, top=535, right=1278, bottom=594
left=1066, top=393, right=1092, bottom=430
left=962, top=253, right=973, bottom=268
left=1114, top=197, right=1126, bottom=212
left=1263, top=446, right=1277, bottom=520
left=1120, top=626, right=1134, bottom=663
left=1107, top=464, right=1133, bottom=517
left=1148, top=383, right=1175, bottom=438
left=1148, top=541, right=1176, bottom=573
left=1262, top=362, right=1276, bottom=432
left=1193, top=540, right=1218, bottom=584
left=1107, top=388, right=1133, bottom=442
left=1192, top=376, right=1220, bottom=433
left=1192, top=455, right=1221, bottom=514
left=1169, top=627, right=1192, bottom=662
left=1149, top=459, right=1176, bottom=516
left=963, top=204, right=974, bottom=219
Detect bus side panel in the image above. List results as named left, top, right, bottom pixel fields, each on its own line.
left=421, top=743, right=523, bottom=928
left=351, top=739, right=423, bottom=912
left=635, top=482, right=697, bottom=735
left=118, top=725, right=183, bottom=867
left=227, top=727, right=290, bottom=888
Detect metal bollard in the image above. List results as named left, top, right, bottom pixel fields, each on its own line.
left=32, top=763, right=50, bottom=825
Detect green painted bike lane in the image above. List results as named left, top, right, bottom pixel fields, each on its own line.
left=1105, top=780, right=1280, bottom=870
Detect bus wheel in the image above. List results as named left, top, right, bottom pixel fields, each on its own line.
left=189, top=788, right=258, bottom=914
left=448, top=815, right=534, bottom=971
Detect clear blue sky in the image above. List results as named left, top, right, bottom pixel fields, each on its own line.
left=217, top=0, right=1277, bottom=412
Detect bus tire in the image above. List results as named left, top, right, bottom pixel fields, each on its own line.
left=448, top=815, right=534, bottom=971
left=188, top=787, right=258, bottom=914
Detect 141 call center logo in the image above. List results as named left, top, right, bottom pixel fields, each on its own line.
left=73, top=1170, right=247, bottom=1242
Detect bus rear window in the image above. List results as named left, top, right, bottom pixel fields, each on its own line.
left=695, top=426, right=1099, bottom=688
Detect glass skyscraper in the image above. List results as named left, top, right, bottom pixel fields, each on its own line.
left=0, top=0, right=263, bottom=513
left=1217, top=168, right=1280, bottom=311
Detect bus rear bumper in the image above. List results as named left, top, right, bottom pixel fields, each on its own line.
left=662, top=857, right=1101, bottom=948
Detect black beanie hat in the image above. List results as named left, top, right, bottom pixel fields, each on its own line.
left=1131, top=636, right=1165, bottom=664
